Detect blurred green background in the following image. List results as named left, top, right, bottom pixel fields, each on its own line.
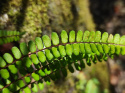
left=0, top=0, right=125, bottom=93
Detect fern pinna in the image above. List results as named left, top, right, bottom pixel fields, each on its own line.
left=0, top=30, right=125, bottom=93
left=0, top=30, right=24, bottom=45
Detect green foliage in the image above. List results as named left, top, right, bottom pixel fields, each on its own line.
left=23, top=87, right=31, bottom=93
left=0, top=30, right=125, bottom=92
left=0, top=69, right=10, bottom=79
left=85, top=78, right=100, bottom=93
left=0, top=57, right=6, bottom=67
left=0, top=30, right=24, bottom=45
left=75, top=77, right=108, bottom=93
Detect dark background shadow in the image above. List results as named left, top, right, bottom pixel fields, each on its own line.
left=89, top=0, right=116, bottom=32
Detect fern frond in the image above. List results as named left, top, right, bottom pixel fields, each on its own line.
left=0, top=30, right=25, bottom=45
left=0, top=30, right=125, bottom=92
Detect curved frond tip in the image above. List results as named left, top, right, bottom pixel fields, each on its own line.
left=0, top=30, right=125, bottom=92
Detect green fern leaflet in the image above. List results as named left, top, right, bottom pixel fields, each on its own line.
left=0, top=30, right=25, bottom=45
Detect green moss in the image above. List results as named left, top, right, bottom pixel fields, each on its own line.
left=73, top=0, right=95, bottom=31
left=0, top=0, right=95, bottom=42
